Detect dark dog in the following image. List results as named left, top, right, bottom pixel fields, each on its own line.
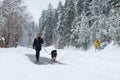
left=51, top=50, right=57, bottom=62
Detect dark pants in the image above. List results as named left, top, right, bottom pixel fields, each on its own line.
left=36, top=50, right=40, bottom=61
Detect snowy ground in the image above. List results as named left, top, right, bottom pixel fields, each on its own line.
left=0, top=43, right=120, bottom=80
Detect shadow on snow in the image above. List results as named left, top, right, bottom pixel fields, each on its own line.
left=25, top=54, right=66, bottom=65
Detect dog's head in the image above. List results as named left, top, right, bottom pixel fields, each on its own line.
left=51, top=50, right=57, bottom=53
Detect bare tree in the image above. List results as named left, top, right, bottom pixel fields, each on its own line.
left=0, top=0, right=33, bottom=47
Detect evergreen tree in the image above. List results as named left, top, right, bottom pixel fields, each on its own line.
left=39, top=10, right=47, bottom=35
left=56, top=1, right=65, bottom=48
left=70, top=0, right=93, bottom=50
left=51, top=9, right=58, bottom=44
left=42, top=3, right=53, bottom=46
left=63, top=0, right=75, bottom=46
left=108, top=3, right=120, bottom=46
left=70, top=0, right=84, bottom=48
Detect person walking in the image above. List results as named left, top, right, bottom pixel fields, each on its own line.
left=33, top=33, right=43, bottom=61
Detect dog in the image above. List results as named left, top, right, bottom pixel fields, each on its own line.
left=51, top=50, right=57, bottom=62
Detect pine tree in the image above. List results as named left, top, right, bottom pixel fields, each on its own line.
left=70, top=0, right=93, bottom=49
left=108, top=3, right=120, bottom=46
left=51, top=9, right=58, bottom=44
left=63, top=0, right=75, bottom=46
left=70, top=0, right=84, bottom=48
left=42, top=3, right=54, bottom=46
left=56, top=1, right=65, bottom=48
left=39, top=10, right=47, bottom=35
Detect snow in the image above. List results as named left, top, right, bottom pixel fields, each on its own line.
left=0, top=37, right=5, bottom=41
left=0, top=43, right=120, bottom=80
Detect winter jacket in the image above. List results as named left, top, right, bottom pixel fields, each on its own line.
left=33, top=37, right=43, bottom=51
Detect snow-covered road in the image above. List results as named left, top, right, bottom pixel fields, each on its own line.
left=0, top=44, right=120, bottom=80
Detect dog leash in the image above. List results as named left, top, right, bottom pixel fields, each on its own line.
left=43, top=47, right=51, bottom=55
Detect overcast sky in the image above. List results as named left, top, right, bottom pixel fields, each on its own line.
left=24, top=0, right=65, bottom=23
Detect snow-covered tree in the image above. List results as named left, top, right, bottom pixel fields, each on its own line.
left=61, top=0, right=75, bottom=47
left=38, top=0, right=120, bottom=49
left=55, top=1, right=65, bottom=49
left=70, top=0, right=84, bottom=48
left=39, top=10, right=47, bottom=35
left=0, top=0, right=34, bottom=47
left=70, top=0, right=93, bottom=50
left=70, top=0, right=113, bottom=49
left=39, top=3, right=59, bottom=46
left=108, top=3, right=120, bottom=46
left=42, top=3, right=54, bottom=46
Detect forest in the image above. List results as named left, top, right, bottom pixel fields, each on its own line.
left=0, top=0, right=120, bottom=50
left=39, top=0, right=120, bottom=50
